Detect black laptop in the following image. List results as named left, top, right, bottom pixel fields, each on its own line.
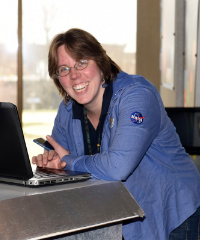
left=165, top=107, right=200, bottom=155
left=0, top=102, right=91, bottom=187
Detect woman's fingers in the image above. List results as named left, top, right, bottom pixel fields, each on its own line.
left=36, top=154, right=44, bottom=167
left=60, top=161, right=67, bottom=169
left=43, top=150, right=49, bottom=165
left=32, top=136, right=69, bottom=169
left=48, top=150, right=56, bottom=160
left=32, top=156, right=37, bottom=164
left=46, top=135, right=70, bottom=159
left=32, top=151, right=65, bottom=169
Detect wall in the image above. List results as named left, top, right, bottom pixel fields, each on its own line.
left=136, top=0, right=185, bottom=107
left=136, top=0, right=161, bottom=91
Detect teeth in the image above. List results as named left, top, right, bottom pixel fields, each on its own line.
left=73, top=82, right=89, bottom=92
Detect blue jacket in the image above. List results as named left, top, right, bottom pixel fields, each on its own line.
left=52, top=71, right=200, bottom=240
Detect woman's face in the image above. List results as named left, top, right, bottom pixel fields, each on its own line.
left=57, top=45, right=104, bottom=109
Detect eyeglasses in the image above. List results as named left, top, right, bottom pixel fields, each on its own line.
left=55, top=60, right=88, bottom=77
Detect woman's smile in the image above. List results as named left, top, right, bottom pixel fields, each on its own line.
left=72, top=82, right=89, bottom=93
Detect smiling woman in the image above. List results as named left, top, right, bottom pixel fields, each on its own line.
left=20, top=0, right=137, bottom=162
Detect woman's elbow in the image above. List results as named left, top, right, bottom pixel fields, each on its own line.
left=109, top=166, right=133, bottom=181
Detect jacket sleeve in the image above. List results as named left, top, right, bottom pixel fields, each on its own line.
left=62, top=85, right=162, bottom=181
left=51, top=102, right=70, bottom=151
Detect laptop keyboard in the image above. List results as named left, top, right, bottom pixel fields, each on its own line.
left=33, top=172, right=59, bottom=179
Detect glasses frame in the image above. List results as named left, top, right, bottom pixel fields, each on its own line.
left=55, top=60, right=88, bottom=77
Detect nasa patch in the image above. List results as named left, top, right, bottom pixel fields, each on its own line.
left=130, top=112, right=145, bottom=124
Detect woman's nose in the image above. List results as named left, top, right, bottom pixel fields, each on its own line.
left=69, top=67, right=81, bottom=80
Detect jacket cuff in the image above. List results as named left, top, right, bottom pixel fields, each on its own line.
left=62, top=155, right=77, bottom=171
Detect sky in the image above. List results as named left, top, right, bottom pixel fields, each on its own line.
left=0, top=0, right=137, bottom=53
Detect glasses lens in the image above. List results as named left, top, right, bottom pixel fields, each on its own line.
left=56, top=66, right=70, bottom=76
left=75, top=60, right=88, bottom=70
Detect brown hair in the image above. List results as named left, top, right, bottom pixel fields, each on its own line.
left=48, top=28, right=121, bottom=103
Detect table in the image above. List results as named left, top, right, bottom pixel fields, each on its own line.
left=0, top=179, right=144, bottom=240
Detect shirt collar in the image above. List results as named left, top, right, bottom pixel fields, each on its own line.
left=73, top=80, right=113, bottom=119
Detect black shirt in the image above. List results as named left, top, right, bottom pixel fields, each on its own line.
left=73, top=81, right=113, bottom=155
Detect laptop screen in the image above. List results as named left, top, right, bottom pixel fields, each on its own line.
left=0, top=102, right=33, bottom=180
left=165, top=107, right=200, bottom=155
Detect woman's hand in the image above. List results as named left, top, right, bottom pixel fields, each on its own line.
left=32, top=135, right=70, bottom=169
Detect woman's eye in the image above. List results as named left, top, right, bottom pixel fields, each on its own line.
left=60, top=67, right=69, bottom=72
left=78, top=60, right=88, bottom=65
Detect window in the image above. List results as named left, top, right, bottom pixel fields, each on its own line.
left=1, top=0, right=137, bottom=161
left=0, top=1, right=18, bottom=104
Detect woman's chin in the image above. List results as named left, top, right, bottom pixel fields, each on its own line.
left=74, top=97, right=91, bottom=106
